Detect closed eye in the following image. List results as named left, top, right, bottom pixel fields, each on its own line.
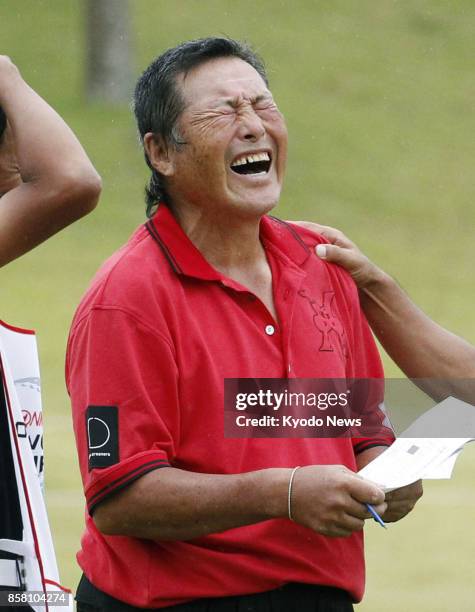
left=254, top=99, right=277, bottom=110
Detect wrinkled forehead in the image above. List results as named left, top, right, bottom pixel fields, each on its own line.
left=177, top=57, right=271, bottom=109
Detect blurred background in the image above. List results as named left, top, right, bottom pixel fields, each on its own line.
left=1, top=1, right=474, bottom=609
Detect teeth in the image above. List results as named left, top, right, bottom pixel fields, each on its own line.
left=231, top=151, right=270, bottom=167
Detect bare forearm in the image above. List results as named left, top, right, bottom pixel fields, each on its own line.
left=0, top=182, right=98, bottom=267
left=293, top=220, right=475, bottom=399
left=0, top=63, right=99, bottom=188
left=360, top=271, right=475, bottom=376
left=93, top=467, right=289, bottom=540
left=0, top=58, right=101, bottom=265
left=92, top=463, right=386, bottom=541
left=360, top=272, right=475, bottom=399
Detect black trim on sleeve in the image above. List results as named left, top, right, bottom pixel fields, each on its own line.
left=88, top=460, right=170, bottom=515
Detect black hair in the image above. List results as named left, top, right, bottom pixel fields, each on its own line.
left=0, top=106, right=7, bottom=142
left=133, top=37, right=268, bottom=217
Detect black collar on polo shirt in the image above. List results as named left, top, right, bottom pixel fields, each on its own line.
left=145, top=203, right=311, bottom=281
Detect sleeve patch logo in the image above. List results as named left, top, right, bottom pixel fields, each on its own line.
left=86, top=405, right=119, bottom=470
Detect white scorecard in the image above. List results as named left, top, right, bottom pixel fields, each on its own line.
left=358, top=396, right=475, bottom=492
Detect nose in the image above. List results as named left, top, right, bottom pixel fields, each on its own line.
left=237, top=108, right=266, bottom=142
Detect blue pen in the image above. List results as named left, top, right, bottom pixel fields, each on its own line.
left=366, top=503, right=387, bottom=529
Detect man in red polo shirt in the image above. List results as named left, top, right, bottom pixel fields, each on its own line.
left=67, top=38, right=422, bottom=611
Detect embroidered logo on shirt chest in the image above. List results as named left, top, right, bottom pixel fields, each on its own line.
left=298, top=289, right=348, bottom=356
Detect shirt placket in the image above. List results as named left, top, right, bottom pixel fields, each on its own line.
left=219, top=277, right=287, bottom=376
left=275, top=267, right=307, bottom=378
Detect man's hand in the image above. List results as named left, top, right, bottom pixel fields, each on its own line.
left=382, top=481, right=423, bottom=523
left=356, top=447, right=423, bottom=524
left=292, top=221, right=385, bottom=289
left=293, top=220, right=475, bottom=386
left=290, top=465, right=386, bottom=538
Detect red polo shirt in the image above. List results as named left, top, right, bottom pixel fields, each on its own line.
left=66, top=205, right=388, bottom=608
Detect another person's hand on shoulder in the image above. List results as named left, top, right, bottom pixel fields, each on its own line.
left=293, top=219, right=475, bottom=385
left=0, top=55, right=102, bottom=267
left=292, top=220, right=387, bottom=289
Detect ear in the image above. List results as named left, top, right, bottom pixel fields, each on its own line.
left=143, top=133, right=175, bottom=177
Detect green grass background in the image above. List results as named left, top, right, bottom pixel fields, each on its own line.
left=1, top=1, right=474, bottom=610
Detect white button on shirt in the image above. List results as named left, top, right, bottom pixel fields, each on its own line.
left=265, top=325, right=275, bottom=336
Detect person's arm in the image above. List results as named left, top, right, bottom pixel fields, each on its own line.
left=294, top=221, right=475, bottom=401
left=0, top=56, right=101, bottom=266
left=92, top=463, right=386, bottom=540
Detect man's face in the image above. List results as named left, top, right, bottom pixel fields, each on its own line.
left=164, top=57, right=288, bottom=217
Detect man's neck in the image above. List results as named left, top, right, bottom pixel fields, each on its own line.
left=169, top=201, right=278, bottom=320
left=171, top=202, right=268, bottom=274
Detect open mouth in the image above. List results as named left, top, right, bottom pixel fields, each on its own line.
left=230, top=151, right=272, bottom=175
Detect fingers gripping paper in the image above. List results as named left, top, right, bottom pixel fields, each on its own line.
left=0, top=320, right=71, bottom=612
